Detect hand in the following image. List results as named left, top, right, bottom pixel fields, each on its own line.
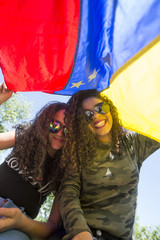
left=0, top=82, right=13, bottom=105
left=0, top=207, right=57, bottom=238
left=0, top=207, right=23, bottom=232
left=72, top=231, right=93, bottom=240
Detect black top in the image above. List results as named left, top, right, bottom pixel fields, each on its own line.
left=0, top=161, right=46, bottom=218
left=0, top=124, right=53, bottom=218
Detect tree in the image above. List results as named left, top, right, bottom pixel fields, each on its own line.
left=0, top=93, right=33, bottom=161
left=36, top=193, right=54, bottom=221
left=136, top=219, right=160, bottom=240
left=0, top=93, right=33, bottom=132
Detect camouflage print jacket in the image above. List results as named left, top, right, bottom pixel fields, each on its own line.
left=58, top=132, right=160, bottom=240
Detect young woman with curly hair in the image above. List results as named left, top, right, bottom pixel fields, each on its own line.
left=58, top=89, right=160, bottom=240
left=0, top=83, right=67, bottom=240
left=61, top=89, right=125, bottom=173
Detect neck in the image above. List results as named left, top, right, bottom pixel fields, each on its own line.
left=98, top=132, right=112, bottom=144
left=47, top=147, right=57, bottom=158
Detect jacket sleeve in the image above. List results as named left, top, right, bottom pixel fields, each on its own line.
left=127, top=132, right=160, bottom=168
left=58, top=173, right=92, bottom=240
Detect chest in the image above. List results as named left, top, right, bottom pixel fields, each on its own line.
left=81, top=146, right=139, bottom=194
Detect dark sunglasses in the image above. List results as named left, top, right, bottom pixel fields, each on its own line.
left=50, top=119, right=66, bottom=136
left=84, top=102, right=110, bottom=121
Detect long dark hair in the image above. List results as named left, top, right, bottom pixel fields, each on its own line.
left=6, top=101, right=67, bottom=191
left=61, top=89, right=125, bottom=173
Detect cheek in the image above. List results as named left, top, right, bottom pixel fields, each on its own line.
left=48, top=133, right=56, bottom=147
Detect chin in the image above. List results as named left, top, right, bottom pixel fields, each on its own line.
left=53, top=145, right=63, bottom=150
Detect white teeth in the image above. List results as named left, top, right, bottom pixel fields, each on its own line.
left=95, top=120, right=105, bottom=127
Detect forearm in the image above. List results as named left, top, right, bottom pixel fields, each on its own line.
left=0, top=93, right=12, bottom=105
left=19, top=195, right=61, bottom=239
left=0, top=197, right=61, bottom=239
left=59, top=175, right=91, bottom=240
left=17, top=214, right=57, bottom=239
left=0, top=130, right=15, bottom=150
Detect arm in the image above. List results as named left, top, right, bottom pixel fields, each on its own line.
left=58, top=173, right=92, bottom=240
left=0, top=130, right=16, bottom=150
left=0, top=195, right=61, bottom=239
left=128, top=132, right=160, bottom=168
left=0, top=82, right=13, bottom=105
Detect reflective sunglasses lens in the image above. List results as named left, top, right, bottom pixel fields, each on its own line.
left=94, top=102, right=110, bottom=114
left=94, top=105, right=104, bottom=114
left=84, top=110, right=94, bottom=120
left=102, top=102, right=110, bottom=114
left=50, top=120, right=61, bottom=133
left=63, top=127, right=66, bottom=136
left=94, top=102, right=105, bottom=114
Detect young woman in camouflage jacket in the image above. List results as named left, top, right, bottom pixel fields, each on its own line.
left=58, top=89, right=160, bottom=240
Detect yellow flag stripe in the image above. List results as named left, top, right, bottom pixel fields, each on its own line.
left=102, top=36, right=160, bottom=142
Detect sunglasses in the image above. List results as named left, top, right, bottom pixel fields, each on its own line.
left=84, top=102, right=110, bottom=121
left=50, top=119, right=66, bottom=136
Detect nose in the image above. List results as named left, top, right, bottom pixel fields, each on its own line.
left=57, top=128, right=65, bottom=136
left=93, top=110, right=100, bottom=119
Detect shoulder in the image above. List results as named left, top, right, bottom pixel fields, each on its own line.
left=121, top=131, right=160, bottom=158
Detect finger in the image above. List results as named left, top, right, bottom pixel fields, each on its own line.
left=1, top=83, right=8, bottom=93
left=0, top=214, right=14, bottom=232
left=1, top=83, right=13, bottom=94
left=0, top=208, right=15, bottom=218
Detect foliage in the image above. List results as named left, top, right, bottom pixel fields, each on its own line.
left=136, top=221, right=160, bottom=240
left=36, top=193, right=54, bottom=221
left=0, top=93, right=33, bottom=161
left=0, top=93, right=33, bottom=132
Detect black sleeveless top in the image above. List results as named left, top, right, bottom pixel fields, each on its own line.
left=0, top=124, right=56, bottom=218
left=0, top=161, right=46, bottom=218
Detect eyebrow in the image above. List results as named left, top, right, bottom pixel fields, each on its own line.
left=83, top=102, right=103, bottom=111
left=52, top=119, right=66, bottom=126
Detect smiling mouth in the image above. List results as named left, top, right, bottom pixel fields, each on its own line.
left=94, top=120, right=106, bottom=128
left=53, top=137, right=65, bottom=143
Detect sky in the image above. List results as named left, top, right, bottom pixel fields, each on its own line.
left=0, top=73, right=160, bottom=228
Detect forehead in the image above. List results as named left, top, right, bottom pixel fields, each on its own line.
left=82, top=97, right=103, bottom=109
left=53, top=109, right=66, bottom=125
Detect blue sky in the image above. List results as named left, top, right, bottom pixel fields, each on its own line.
left=0, top=73, right=160, bottom=228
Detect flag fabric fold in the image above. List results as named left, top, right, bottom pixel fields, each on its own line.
left=101, top=0, right=160, bottom=141
left=102, top=36, right=160, bottom=142
left=0, top=0, right=115, bottom=94
left=112, top=0, right=160, bottom=73
left=0, top=0, right=79, bottom=93
left=0, top=0, right=160, bottom=140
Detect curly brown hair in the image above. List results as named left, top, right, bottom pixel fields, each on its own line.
left=61, top=89, right=125, bottom=173
left=7, top=101, right=67, bottom=191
